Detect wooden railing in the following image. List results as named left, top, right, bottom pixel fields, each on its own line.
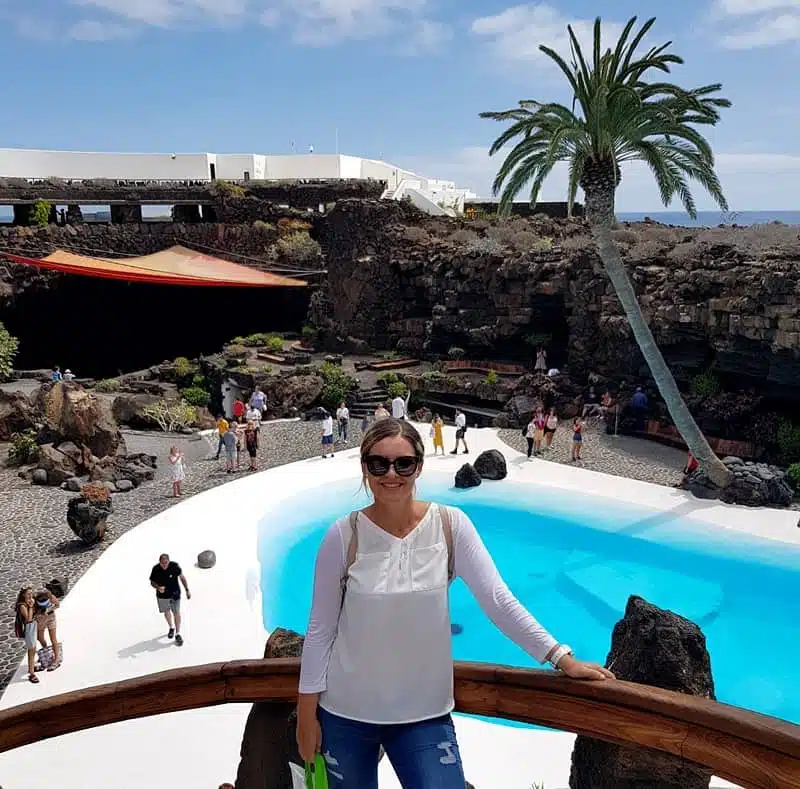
left=443, top=360, right=527, bottom=375
left=0, top=660, right=798, bottom=788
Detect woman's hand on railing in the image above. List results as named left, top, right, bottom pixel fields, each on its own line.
left=558, top=655, right=615, bottom=681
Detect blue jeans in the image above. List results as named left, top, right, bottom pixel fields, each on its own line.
left=318, top=707, right=465, bottom=789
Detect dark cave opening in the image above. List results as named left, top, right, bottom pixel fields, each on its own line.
left=505, top=294, right=571, bottom=366
left=2, top=275, right=311, bottom=379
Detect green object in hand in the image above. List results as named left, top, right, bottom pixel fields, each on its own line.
left=305, top=754, right=329, bottom=789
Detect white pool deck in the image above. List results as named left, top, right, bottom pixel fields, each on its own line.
left=2, top=424, right=798, bottom=789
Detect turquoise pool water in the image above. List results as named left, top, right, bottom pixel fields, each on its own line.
left=259, top=473, right=800, bottom=726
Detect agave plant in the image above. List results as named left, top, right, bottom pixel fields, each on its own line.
left=481, top=16, right=731, bottom=487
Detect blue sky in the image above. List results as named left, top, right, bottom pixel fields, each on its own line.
left=0, top=0, right=798, bottom=210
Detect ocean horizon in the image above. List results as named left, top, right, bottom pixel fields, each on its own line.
left=616, top=210, right=800, bottom=227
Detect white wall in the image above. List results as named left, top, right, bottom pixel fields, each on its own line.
left=338, top=155, right=363, bottom=179
left=215, top=154, right=261, bottom=181
left=264, top=154, right=343, bottom=179
left=0, top=149, right=214, bottom=181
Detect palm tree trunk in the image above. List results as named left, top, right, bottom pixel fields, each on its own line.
left=584, top=189, right=731, bottom=488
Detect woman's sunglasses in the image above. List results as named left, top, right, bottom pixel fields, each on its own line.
left=363, top=454, right=421, bottom=477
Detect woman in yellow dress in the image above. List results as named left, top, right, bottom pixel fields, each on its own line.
left=431, top=413, right=445, bottom=455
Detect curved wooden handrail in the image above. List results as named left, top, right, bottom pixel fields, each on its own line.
left=0, top=660, right=798, bottom=788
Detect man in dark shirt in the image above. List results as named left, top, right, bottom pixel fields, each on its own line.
left=631, top=387, right=649, bottom=432
left=149, top=553, right=191, bottom=645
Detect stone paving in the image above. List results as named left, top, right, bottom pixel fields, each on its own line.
left=0, top=420, right=369, bottom=694
left=497, top=421, right=686, bottom=488
left=0, top=418, right=683, bottom=695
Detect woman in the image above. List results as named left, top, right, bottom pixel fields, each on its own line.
left=534, top=347, right=547, bottom=374
left=544, top=407, right=558, bottom=450
left=524, top=414, right=536, bottom=459
left=168, top=446, right=185, bottom=497
left=15, top=588, right=39, bottom=683
left=245, top=420, right=259, bottom=471
left=296, top=419, right=613, bottom=789
left=374, top=404, right=390, bottom=421
left=571, top=417, right=584, bottom=462
left=533, top=408, right=546, bottom=455
left=336, top=402, right=350, bottom=444
left=34, top=589, right=61, bottom=671
left=430, top=413, right=444, bottom=455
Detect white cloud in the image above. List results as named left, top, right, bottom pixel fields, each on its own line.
left=398, top=146, right=800, bottom=211
left=712, top=0, right=800, bottom=47
left=68, top=18, right=132, bottom=40
left=31, top=0, right=447, bottom=46
left=470, top=4, right=626, bottom=65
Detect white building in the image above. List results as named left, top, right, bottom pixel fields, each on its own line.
left=0, top=148, right=476, bottom=216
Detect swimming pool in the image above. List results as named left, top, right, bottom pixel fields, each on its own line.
left=258, top=471, right=800, bottom=726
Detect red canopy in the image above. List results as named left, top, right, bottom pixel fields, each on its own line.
left=1, top=246, right=307, bottom=288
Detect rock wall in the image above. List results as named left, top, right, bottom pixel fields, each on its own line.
left=311, top=200, right=800, bottom=394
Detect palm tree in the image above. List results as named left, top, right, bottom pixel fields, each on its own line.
left=480, top=16, right=731, bottom=488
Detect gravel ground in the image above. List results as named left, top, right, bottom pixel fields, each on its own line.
left=497, top=421, right=686, bottom=488
left=0, top=418, right=681, bottom=694
left=0, top=420, right=367, bottom=693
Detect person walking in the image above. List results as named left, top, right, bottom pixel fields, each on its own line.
left=374, top=404, right=390, bottom=421
left=430, top=414, right=445, bottom=455
left=295, top=419, right=614, bottom=789
left=391, top=392, right=408, bottom=420
left=249, top=386, right=266, bottom=415
left=214, top=415, right=229, bottom=460
left=336, top=402, right=350, bottom=444
left=533, top=408, right=546, bottom=455
left=544, top=407, right=558, bottom=450
left=221, top=426, right=237, bottom=473
left=631, top=387, right=648, bottom=432
left=246, top=402, right=263, bottom=428
left=149, top=553, right=190, bottom=646
left=524, top=415, right=536, bottom=459
left=245, top=420, right=259, bottom=471
left=15, top=588, right=39, bottom=683
left=34, top=589, right=62, bottom=671
left=450, top=409, right=469, bottom=454
left=571, top=417, right=584, bottom=462
left=232, top=396, right=246, bottom=422
left=534, top=347, right=547, bottom=374
left=168, top=445, right=185, bottom=497
left=321, top=410, right=335, bottom=458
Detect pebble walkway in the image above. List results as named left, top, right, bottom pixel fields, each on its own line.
left=0, top=419, right=683, bottom=694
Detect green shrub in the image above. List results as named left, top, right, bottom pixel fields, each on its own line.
left=262, top=364, right=273, bottom=374
left=277, top=232, right=321, bottom=265
left=141, top=399, right=198, bottom=432
left=180, top=386, right=211, bottom=407
left=523, top=332, right=551, bottom=348
left=777, top=419, right=800, bottom=465
left=241, top=332, right=279, bottom=347
left=213, top=180, right=246, bottom=198
left=421, top=370, right=447, bottom=383
left=319, top=362, right=357, bottom=411
left=0, top=322, right=19, bottom=380
left=230, top=336, right=246, bottom=345
left=264, top=335, right=284, bottom=354
left=301, top=325, right=318, bottom=345
left=192, top=373, right=206, bottom=387
left=485, top=369, right=499, bottom=386
left=447, top=346, right=465, bottom=360
left=95, top=378, right=120, bottom=393
left=377, top=371, right=399, bottom=386
left=387, top=381, right=408, bottom=399
left=224, top=344, right=247, bottom=357
left=31, top=200, right=51, bottom=227
left=690, top=372, right=721, bottom=398
left=380, top=351, right=399, bottom=361
left=787, top=463, right=800, bottom=492
left=173, top=356, right=193, bottom=378
left=7, top=429, right=38, bottom=466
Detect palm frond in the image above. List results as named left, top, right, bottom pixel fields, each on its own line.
left=480, top=14, right=730, bottom=215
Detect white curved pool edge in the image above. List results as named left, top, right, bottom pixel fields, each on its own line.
left=1, top=423, right=778, bottom=788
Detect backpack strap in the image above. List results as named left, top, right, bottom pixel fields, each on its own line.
left=440, top=505, right=455, bottom=582
left=341, top=511, right=359, bottom=596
